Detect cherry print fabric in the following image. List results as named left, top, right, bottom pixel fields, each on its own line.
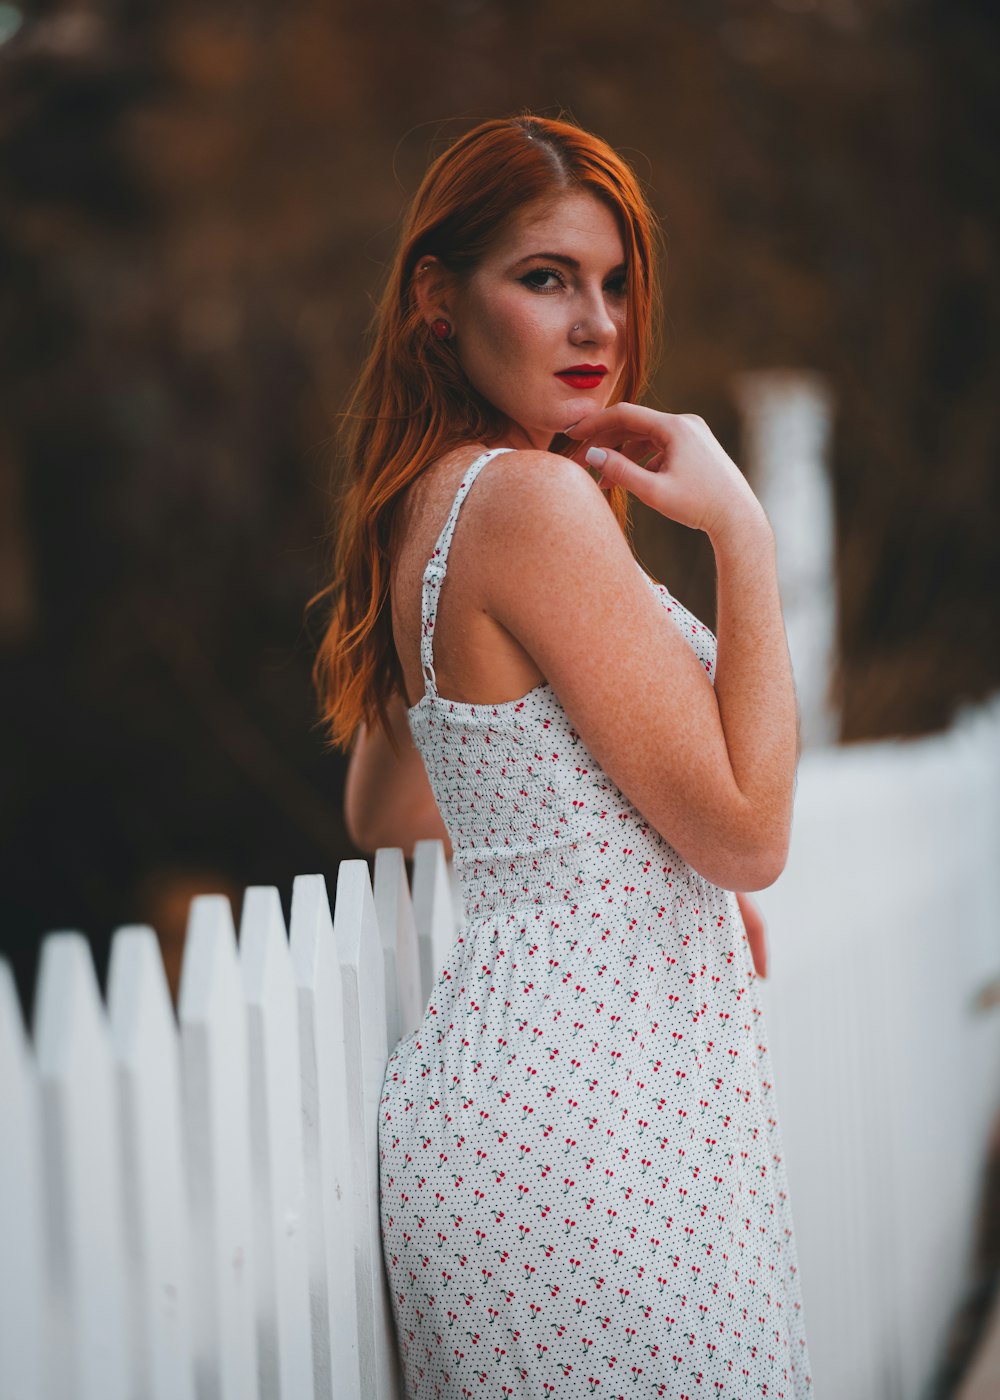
left=379, top=447, right=813, bottom=1398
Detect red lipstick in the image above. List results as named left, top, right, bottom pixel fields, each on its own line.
left=555, top=364, right=607, bottom=390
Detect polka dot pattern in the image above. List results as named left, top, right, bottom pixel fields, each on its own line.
left=379, top=448, right=813, bottom=1398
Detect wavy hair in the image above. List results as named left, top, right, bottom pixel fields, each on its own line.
left=311, top=113, right=663, bottom=755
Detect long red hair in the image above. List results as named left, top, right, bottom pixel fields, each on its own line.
left=311, top=114, right=663, bottom=755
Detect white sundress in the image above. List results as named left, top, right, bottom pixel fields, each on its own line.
left=378, top=446, right=814, bottom=1398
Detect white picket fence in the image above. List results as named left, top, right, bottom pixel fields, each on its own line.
left=757, top=690, right=1000, bottom=1400
left=0, top=842, right=462, bottom=1400
left=2, top=690, right=999, bottom=1400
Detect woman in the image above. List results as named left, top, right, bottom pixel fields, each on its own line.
left=316, top=114, right=813, bottom=1397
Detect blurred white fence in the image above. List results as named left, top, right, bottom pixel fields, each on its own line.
left=759, top=689, right=1000, bottom=1400
left=1, top=691, right=999, bottom=1400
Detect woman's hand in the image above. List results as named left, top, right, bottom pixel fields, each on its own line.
left=564, top=402, right=763, bottom=541
left=735, top=890, right=768, bottom=980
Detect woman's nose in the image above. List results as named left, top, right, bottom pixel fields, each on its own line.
left=570, top=293, right=617, bottom=345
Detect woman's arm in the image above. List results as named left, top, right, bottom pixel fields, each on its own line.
left=344, top=691, right=453, bottom=859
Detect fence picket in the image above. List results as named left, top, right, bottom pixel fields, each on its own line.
left=239, top=887, right=316, bottom=1400
left=374, top=847, right=423, bottom=1051
left=288, top=873, right=362, bottom=1400
left=332, top=859, right=403, bottom=1400
left=33, top=933, right=131, bottom=1400
left=178, top=895, right=260, bottom=1400
left=411, top=839, right=458, bottom=1009
left=107, top=925, right=196, bottom=1400
left=0, top=958, right=45, bottom=1400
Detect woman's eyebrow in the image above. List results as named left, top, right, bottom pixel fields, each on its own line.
left=513, top=251, right=627, bottom=273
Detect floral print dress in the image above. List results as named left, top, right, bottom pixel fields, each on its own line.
left=378, top=447, right=813, bottom=1398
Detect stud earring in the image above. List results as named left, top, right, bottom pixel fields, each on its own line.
left=431, top=318, right=452, bottom=340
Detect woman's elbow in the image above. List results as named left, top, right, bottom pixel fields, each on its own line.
left=343, top=801, right=373, bottom=854
left=686, top=821, right=790, bottom=893
left=734, top=846, right=787, bottom=892
left=343, top=773, right=381, bottom=854
left=343, top=797, right=451, bottom=862
left=730, top=823, right=790, bottom=891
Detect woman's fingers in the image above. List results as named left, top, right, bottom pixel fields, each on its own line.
left=573, top=428, right=659, bottom=453
left=569, top=435, right=658, bottom=469
left=569, top=399, right=763, bottom=535
left=736, top=892, right=768, bottom=980
left=746, top=918, right=768, bottom=980
left=583, top=444, right=664, bottom=504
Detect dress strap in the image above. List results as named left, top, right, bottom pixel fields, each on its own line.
left=419, top=446, right=514, bottom=698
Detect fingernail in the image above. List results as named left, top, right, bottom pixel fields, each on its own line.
left=564, top=419, right=581, bottom=430
left=585, top=447, right=607, bottom=468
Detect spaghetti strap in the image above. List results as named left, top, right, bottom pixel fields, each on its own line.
left=418, top=446, right=514, bottom=699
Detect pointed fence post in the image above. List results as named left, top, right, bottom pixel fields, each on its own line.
left=107, top=925, right=196, bottom=1400
left=374, top=846, right=423, bottom=1052
left=332, top=859, right=403, bottom=1399
left=289, top=873, right=362, bottom=1400
left=411, top=839, right=458, bottom=1008
left=0, top=959, right=45, bottom=1400
left=730, top=368, right=839, bottom=748
left=240, top=887, right=315, bottom=1400
left=33, top=933, right=131, bottom=1400
left=178, top=895, right=260, bottom=1400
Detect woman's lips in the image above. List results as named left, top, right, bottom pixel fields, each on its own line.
left=555, top=366, right=608, bottom=390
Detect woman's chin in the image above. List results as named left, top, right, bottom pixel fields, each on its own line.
left=559, top=390, right=611, bottom=424
left=501, top=399, right=607, bottom=449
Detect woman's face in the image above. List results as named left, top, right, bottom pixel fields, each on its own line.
left=443, top=191, right=628, bottom=451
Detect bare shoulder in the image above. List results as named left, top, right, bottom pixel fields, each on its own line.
left=468, top=448, right=630, bottom=585
left=473, top=447, right=613, bottom=531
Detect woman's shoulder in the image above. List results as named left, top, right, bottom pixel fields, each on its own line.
left=412, top=455, right=612, bottom=624
left=407, top=444, right=615, bottom=581
left=413, top=442, right=594, bottom=528
left=469, top=446, right=614, bottom=545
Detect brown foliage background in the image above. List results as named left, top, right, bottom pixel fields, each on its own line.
left=1, top=0, right=997, bottom=1013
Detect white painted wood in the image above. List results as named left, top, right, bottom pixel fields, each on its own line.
left=731, top=368, right=839, bottom=748
left=33, top=932, right=130, bottom=1400
left=374, top=846, right=423, bottom=1052
left=239, top=887, right=315, bottom=1400
left=332, top=860, right=403, bottom=1400
left=288, top=873, right=362, bottom=1400
left=107, top=925, right=196, bottom=1400
left=757, top=691, right=1000, bottom=1400
left=0, top=959, right=45, bottom=1400
left=445, top=855, right=463, bottom=941
left=411, top=839, right=458, bottom=1010
left=891, top=707, right=1000, bottom=1398
left=178, top=895, right=260, bottom=1400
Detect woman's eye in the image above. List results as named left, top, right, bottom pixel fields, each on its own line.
left=520, top=267, right=564, bottom=291
left=605, top=274, right=628, bottom=297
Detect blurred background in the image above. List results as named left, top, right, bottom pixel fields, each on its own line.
left=0, top=0, right=998, bottom=1393
left=2, top=0, right=997, bottom=1008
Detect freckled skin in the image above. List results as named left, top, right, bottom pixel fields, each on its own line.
left=440, top=191, right=627, bottom=450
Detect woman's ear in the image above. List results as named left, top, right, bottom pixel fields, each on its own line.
left=413, top=255, right=455, bottom=330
